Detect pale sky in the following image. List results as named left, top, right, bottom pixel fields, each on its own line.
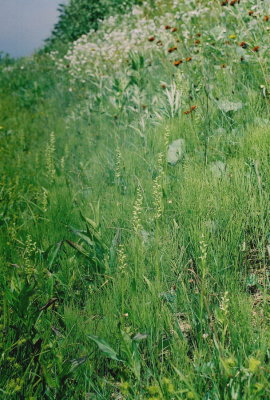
left=0, top=0, right=67, bottom=58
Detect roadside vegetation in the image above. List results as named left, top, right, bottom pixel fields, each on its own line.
left=1, top=0, right=270, bottom=398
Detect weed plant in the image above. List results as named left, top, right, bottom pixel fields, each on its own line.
left=1, top=0, right=270, bottom=398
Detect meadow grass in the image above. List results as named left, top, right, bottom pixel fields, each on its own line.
left=1, top=0, right=270, bottom=399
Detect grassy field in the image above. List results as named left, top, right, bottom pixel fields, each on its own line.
left=1, top=0, right=270, bottom=399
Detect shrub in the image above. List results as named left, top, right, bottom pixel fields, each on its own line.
left=47, top=0, right=143, bottom=46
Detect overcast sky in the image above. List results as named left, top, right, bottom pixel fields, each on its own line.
left=0, top=0, right=67, bottom=58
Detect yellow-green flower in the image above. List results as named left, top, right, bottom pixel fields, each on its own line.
left=119, top=381, right=130, bottom=394
left=162, top=377, right=175, bottom=394
left=248, top=357, right=261, bottom=373
left=148, top=385, right=160, bottom=395
left=221, top=356, right=236, bottom=376
left=254, top=382, right=264, bottom=392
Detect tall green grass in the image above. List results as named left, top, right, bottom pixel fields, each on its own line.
left=1, top=1, right=270, bottom=399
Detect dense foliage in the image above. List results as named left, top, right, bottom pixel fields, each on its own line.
left=47, top=0, right=143, bottom=45
left=1, top=0, right=270, bottom=398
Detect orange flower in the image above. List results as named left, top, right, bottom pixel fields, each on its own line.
left=174, top=59, right=183, bottom=66
left=171, top=27, right=178, bottom=33
left=263, top=15, right=269, bottom=22
left=184, top=105, right=197, bottom=114
left=239, top=41, right=248, bottom=48
left=252, top=46, right=260, bottom=52
left=248, top=10, right=254, bottom=16
left=148, top=36, right=155, bottom=42
left=185, top=57, right=192, bottom=62
left=194, top=39, right=201, bottom=45
left=165, top=25, right=171, bottom=30
left=221, top=0, right=228, bottom=5
left=168, top=46, right=177, bottom=53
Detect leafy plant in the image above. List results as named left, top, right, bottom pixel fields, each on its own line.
left=47, top=0, right=144, bottom=46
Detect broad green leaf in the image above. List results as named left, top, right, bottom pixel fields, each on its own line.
left=88, top=334, right=123, bottom=362
left=65, top=240, right=91, bottom=258
left=132, top=333, right=148, bottom=342
left=167, top=139, right=185, bottom=165
left=80, top=211, right=98, bottom=229
left=79, top=211, right=108, bottom=250
left=69, top=355, right=89, bottom=373
left=209, top=161, right=226, bottom=178
left=47, top=241, right=64, bottom=269
left=68, top=226, right=95, bottom=247
left=217, top=99, right=243, bottom=112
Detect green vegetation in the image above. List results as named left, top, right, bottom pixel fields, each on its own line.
left=1, top=0, right=270, bottom=399
left=47, top=0, right=143, bottom=46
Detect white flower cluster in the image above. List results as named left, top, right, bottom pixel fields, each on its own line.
left=54, top=1, right=210, bottom=82
left=50, top=0, right=270, bottom=84
left=63, top=17, right=175, bottom=81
